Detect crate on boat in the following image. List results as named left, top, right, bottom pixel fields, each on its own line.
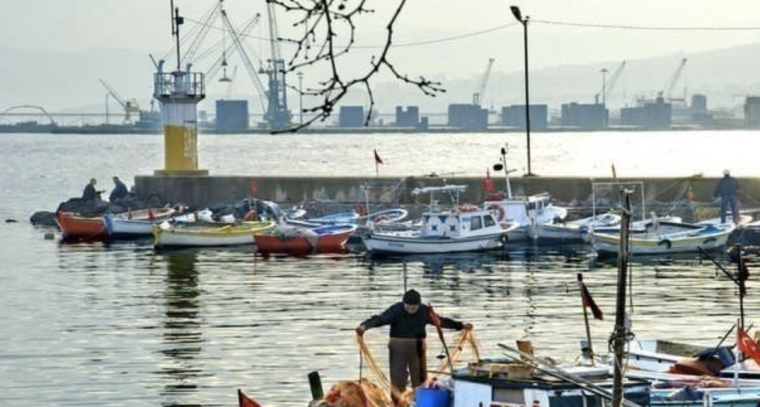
left=467, top=361, right=533, bottom=379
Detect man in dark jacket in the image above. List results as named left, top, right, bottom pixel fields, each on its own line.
left=109, top=176, right=128, bottom=202
left=356, top=289, right=472, bottom=401
left=81, top=178, right=103, bottom=202
left=714, top=169, right=740, bottom=224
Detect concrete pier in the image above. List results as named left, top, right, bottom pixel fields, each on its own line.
left=134, top=175, right=760, bottom=210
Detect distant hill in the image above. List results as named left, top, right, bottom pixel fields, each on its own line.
left=2, top=43, right=760, bottom=117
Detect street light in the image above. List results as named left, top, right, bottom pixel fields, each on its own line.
left=600, top=68, right=609, bottom=106
left=297, top=71, right=304, bottom=125
left=510, top=5, right=534, bottom=176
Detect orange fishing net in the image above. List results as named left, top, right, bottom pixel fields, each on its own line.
left=319, top=330, right=481, bottom=407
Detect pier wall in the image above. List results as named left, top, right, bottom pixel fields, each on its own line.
left=135, top=175, right=760, bottom=211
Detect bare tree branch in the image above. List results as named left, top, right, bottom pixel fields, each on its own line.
left=268, top=0, right=446, bottom=133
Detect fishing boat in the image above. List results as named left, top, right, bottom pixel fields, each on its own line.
left=55, top=211, right=108, bottom=240
left=529, top=212, right=621, bottom=243
left=152, top=221, right=275, bottom=248
left=254, top=223, right=357, bottom=255
left=305, top=211, right=360, bottom=225
left=590, top=220, right=735, bottom=256
left=363, top=185, right=515, bottom=254
left=484, top=145, right=568, bottom=242
left=103, top=207, right=176, bottom=237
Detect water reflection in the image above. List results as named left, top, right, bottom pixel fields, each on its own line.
left=158, top=250, right=204, bottom=402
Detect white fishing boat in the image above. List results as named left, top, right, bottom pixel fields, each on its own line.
left=103, top=207, right=176, bottom=237
left=529, top=212, right=621, bottom=242
left=153, top=221, right=275, bottom=248
left=363, top=185, right=516, bottom=254
left=484, top=145, right=568, bottom=242
left=590, top=220, right=735, bottom=256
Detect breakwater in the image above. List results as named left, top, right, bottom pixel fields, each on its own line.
left=134, top=175, right=760, bottom=214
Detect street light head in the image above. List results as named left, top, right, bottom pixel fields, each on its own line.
left=510, top=6, right=523, bottom=22
left=493, top=163, right=504, bottom=171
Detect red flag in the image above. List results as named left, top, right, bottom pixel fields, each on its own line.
left=238, top=389, right=264, bottom=407
left=578, top=274, right=603, bottom=320
left=737, top=328, right=760, bottom=365
left=374, top=149, right=383, bottom=165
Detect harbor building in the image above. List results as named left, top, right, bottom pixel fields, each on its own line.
left=339, top=106, right=365, bottom=128
left=395, top=106, right=420, bottom=128
left=560, top=102, right=608, bottom=130
left=744, top=97, right=760, bottom=128
left=501, top=104, right=548, bottom=130
left=620, top=96, right=672, bottom=129
left=448, top=104, right=488, bottom=130
left=215, top=100, right=249, bottom=133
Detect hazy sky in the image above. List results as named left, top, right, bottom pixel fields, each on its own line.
left=3, top=0, right=760, bottom=75
left=2, top=0, right=760, bottom=113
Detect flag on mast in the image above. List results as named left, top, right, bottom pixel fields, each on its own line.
left=374, top=149, right=383, bottom=177
left=578, top=274, right=604, bottom=320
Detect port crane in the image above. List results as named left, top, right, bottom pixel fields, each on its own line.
left=259, top=1, right=292, bottom=131
left=660, top=58, right=688, bottom=103
left=595, top=61, right=626, bottom=105
left=473, top=58, right=495, bottom=107
left=100, top=79, right=141, bottom=123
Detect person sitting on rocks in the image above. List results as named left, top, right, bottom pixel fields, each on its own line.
left=109, top=176, right=128, bottom=202
left=81, top=178, right=104, bottom=203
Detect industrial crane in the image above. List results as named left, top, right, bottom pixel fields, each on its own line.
left=595, top=61, right=626, bottom=105
left=660, top=58, right=688, bottom=102
left=473, top=58, right=495, bottom=106
left=219, top=6, right=268, bottom=115
left=100, top=79, right=141, bottom=123
left=259, top=1, right=292, bottom=131
left=203, top=13, right=260, bottom=82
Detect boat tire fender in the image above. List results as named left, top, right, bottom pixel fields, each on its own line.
left=658, top=239, right=672, bottom=249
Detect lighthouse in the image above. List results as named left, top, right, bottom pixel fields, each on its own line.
left=153, top=2, right=207, bottom=176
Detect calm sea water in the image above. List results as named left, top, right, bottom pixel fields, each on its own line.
left=1, top=131, right=759, bottom=407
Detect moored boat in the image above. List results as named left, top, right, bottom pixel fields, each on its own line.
left=363, top=185, right=515, bottom=254
left=254, top=223, right=357, bottom=255
left=153, top=221, right=275, bottom=248
left=55, top=211, right=108, bottom=240
left=103, top=207, right=176, bottom=237
left=590, top=220, right=735, bottom=256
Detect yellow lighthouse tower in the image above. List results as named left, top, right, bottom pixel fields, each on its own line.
left=153, top=2, right=207, bottom=176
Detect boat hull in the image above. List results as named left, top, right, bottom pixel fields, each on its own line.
left=591, top=223, right=734, bottom=255
left=56, top=211, right=108, bottom=240
left=255, top=225, right=356, bottom=255
left=104, top=208, right=175, bottom=237
left=363, top=232, right=505, bottom=254
left=153, top=222, right=274, bottom=248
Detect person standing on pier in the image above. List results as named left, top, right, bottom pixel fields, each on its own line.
left=355, top=289, right=472, bottom=403
left=714, top=169, right=740, bottom=224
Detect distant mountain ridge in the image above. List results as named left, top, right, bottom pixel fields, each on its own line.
left=1, top=42, right=759, bottom=116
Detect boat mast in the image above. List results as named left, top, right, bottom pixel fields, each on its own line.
left=612, top=189, right=633, bottom=407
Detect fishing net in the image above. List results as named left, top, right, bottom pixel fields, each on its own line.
left=323, top=330, right=482, bottom=407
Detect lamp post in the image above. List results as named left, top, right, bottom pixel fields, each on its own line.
left=510, top=5, right=534, bottom=176
left=297, top=71, right=304, bottom=125
left=600, top=68, right=609, bottom=106
left=105, top=93, right=110, bottom=125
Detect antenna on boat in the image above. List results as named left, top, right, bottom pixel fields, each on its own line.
left=493, top=143, right=513, bottom=199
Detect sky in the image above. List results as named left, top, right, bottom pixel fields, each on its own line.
left=3, top=0, right=760, bottom=70
left=2, top=0, right=760, bottom=113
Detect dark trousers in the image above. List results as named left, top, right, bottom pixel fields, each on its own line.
left=388, top=338, right=427, bottom=401
left=720, top=195, right=738, bottom=223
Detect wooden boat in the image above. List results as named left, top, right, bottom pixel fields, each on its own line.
left=529, top=212, right=621, bottom=243
left=55, top=211, right=108, bottom=240
left=254, top=223, right=357, bottom=255
left=153, top=221, right=275, bottom=248
left=590, top=220, right=735, bottom=256
left=306, top=211, right=360, bottom=225
left=103, top=207, right=176, bottom=237
left=363, top=185, right=516, bottom=254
